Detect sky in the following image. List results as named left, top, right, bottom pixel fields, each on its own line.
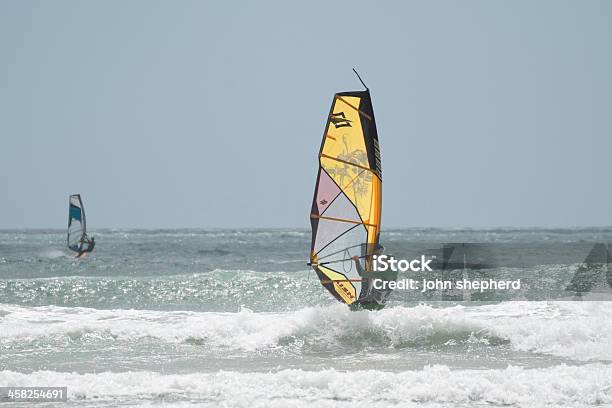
left=1, top=0, right=611, bottom=229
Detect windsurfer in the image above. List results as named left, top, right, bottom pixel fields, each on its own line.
left=77, top=236, right=95, bottom=258
left=351, top=245, right=396, bottom=307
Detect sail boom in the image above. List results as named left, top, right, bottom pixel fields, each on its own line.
left=321, top=279, right=366, bottom=283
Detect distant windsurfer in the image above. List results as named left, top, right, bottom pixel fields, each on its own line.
left=351, top=245, right=397, bottom=309
left=77, top=236, right=95, bottom=258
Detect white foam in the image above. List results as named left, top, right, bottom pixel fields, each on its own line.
left=0, top=304, right=487, bottom=351
left=1, top=302, right=611, bottom=362
left=465, top=302, right=612, bottom=362
left=1, top=365, right=611, bottom=407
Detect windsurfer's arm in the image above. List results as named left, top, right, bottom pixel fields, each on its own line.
left=351, top=255, right=366, bottom=276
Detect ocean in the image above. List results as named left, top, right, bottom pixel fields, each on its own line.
left=1, top=228, right=612, bottom=407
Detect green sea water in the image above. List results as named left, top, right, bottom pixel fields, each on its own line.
left=1, top=228, right=612, bottom=407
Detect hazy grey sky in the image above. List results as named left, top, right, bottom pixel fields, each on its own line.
left=1, top=0, right=611, bottom=229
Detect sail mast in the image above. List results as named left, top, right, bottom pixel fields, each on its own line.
left=352, top=68, right=368, bottom=90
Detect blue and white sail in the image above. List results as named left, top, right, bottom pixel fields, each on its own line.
left=67, top=194, right=87, bottom=252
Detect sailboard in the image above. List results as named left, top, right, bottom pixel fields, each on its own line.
left=67, top=194, right=87, bottom=253
left=309, top=70, right=392, bottom=310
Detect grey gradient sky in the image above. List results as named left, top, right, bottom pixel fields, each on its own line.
left=1, top=0, right=611, bottom=229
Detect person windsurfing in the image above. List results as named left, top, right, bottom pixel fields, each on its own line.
left=309, top=69, right=392, bottom=310
left=77, top=236, right=95, bottom=258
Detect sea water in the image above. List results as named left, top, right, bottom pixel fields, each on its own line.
left=1, top=228, right=612, bottom=407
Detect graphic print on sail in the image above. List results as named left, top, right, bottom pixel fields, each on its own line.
left=309, top=70, right=389, bottom=310
left=67, top=194, right=87, bottom=253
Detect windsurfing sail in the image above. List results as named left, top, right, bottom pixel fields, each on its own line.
left=309, top=70, right=389, bottom=309
left=67, top=194, right=87, bottom=252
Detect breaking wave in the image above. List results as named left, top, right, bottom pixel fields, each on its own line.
left=1, top=302, right=611, bottom=361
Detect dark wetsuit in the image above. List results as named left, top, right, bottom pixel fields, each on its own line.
left=77, top=238, right=95, bottom=257
left=353, top=257, right=397, bottom=308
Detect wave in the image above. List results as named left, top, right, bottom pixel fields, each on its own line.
left=1, top=302, right=611, bottom=361
left=471, top=302, right=612, bottom=362
left=1, top=364, right=611, bottom=407
left=0, top=304, right=499, bottom=352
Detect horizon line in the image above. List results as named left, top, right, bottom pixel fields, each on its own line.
left=2, top=225, right=612, bottom=232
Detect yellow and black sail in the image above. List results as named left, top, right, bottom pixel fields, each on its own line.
left=309, top=71, right=384, bottom=308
